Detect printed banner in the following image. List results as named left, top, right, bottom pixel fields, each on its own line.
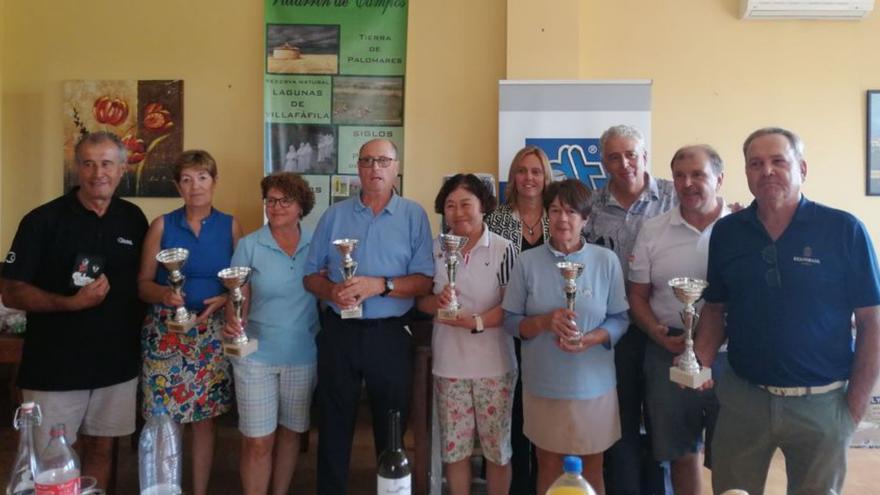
left=498, top=80, right=652, bottom=198
left=264, top=0, right=407, bottom=223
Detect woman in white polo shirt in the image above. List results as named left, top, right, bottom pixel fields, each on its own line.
left=418, top=174, right=517, bottom=495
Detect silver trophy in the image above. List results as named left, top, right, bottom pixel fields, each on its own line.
left=333, top=239, right=363, bottom=319
left=556, top=261, right=585, bottom=346
left=668, top=277, right=711, bottom=388
left=437, top=234, right=469, bottom=320
left=219, top=266, right=258, bottom=358
left=156, top=248, right=196, bottom=333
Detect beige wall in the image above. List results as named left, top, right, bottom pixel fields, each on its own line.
left=0, top=0, right=506, bottom=248
left=580, top=0, right=880, bottom=241
left=2, top=0, right=880, bottom=248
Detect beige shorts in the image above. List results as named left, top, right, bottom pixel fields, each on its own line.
left=523, top=388, right=621, bottom=456
left=23, top=377, right=137, bottom=448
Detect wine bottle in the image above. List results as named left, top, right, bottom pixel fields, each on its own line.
left=377, top=409, right=411, bottom=495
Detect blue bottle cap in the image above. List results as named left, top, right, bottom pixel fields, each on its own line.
left=151, top=404, right=168, bottom=416
left=563, top=455, right=582, bottom=474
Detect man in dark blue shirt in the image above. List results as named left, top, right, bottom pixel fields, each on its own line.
left=695, top=127, right=880, bottom=494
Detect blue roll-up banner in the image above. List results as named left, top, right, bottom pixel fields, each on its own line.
left=498, top=80, right=652, bottom=197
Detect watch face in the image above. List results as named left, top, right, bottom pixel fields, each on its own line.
left=386, top=278, right=394, bottom=292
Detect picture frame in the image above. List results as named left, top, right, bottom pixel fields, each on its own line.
left=867, top=90, right=880, bottom=195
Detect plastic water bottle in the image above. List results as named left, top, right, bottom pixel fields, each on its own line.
left=138, top=405, right=182, bottom=495
left=35, top=424, right=80, bottom=495
left=5, top=402, right=41, bottom=495
left=545, top=456, right=597, bottom=495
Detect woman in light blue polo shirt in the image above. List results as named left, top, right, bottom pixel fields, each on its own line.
left=223, top=172, right=319, bottom=495
left=502, top=179, right=629, bottom=495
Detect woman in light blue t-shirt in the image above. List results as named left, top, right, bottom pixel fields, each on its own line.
left=503, top=179, right=630, bottom=495
left=224, top=172, right=319, bottom=495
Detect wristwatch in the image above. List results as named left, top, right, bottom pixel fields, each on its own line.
left=380, top=277, right=395, bottom=297
left=471, top=313, right=484, bottom=334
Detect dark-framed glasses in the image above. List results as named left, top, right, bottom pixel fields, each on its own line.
left=762, top=244, right=782, bottom=288
left=264, top=197, right=295, bottom=208
left=357, top=156, right=396, bottom=168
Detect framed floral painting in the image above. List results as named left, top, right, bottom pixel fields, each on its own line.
left=63, top=80, right=183, bottom=197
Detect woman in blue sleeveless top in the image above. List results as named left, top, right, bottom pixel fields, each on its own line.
left=137, top=150, right=242, bottom=495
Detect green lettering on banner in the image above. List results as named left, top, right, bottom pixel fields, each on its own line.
left=264, top=76, right=332, bottom=124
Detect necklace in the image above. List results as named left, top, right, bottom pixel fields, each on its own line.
left=522, top=215, right=542, bottom=236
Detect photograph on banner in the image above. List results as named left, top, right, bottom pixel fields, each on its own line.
left=265, top=75, right=332, bottom=124
left=302, top=174, right=331, bottom=234
left=336, top=126, right=404, bottom=174
left=332, top=76, right=403, bottom=126
left=265, top=123, right=337, bottom=175
left=63, top=79, right=183, bottom=198
left=266, top=24, right=339, bottom=75
left=331, top=174, right=402, bottom=204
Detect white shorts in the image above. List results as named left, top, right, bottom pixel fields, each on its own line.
left=22, top=377, right=137, bottom=448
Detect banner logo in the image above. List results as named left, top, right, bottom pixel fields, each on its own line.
left=525, top=138, right=607, bottom=189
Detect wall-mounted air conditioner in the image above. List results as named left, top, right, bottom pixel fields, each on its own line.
left=740, top=0, right=875, bottom=19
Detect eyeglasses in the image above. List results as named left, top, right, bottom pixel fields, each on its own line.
left=263, top=197, right=295, bottom=208
left=357, top=156, right=396, bottom=168
left=762, top=244, right=782, bottom=288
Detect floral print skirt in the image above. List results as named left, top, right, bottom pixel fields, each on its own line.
left=141, top=305, right=232, bottom=423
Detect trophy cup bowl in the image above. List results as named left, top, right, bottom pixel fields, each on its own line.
left=556, top=261, right=585, bottom=345
left=437, top=233, right=469, bottom=321
left=333, top=238, right=363, bottom=319
left=667, top=277, right=711, bottom=388
left=218, top=266, right=258, bottom=358
left=156, top=247, right=196, bottom=333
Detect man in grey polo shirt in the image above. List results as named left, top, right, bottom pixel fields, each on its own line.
left=584, top=124, right=677, bottom=495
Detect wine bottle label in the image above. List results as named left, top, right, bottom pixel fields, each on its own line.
left=377, top=474, right=411, bottom=494
left=35, top=477, right=80, bottom=495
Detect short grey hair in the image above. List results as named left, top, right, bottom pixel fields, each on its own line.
left=358, top=138, right=399, bottom=159
left=599, top=124, right=646, bottom=159
left=742, top=127, right=804, bottom=161
left=74, top=131, right=128, bottom=165
left=670, top=144, right=724, bottom=176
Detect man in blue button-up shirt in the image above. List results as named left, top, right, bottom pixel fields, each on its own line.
left=695, top=127, right=880, bottom=495
left=304, top=138, right=434, bottom=494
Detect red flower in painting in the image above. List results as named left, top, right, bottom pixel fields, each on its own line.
left=143, top=102, right=174, bottom=131
left=121, top=133, right=146, bottom=164
left=93, top=96, right=129, bottom=126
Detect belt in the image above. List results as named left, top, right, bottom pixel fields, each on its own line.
left=757, top=380, right=846, bottom=397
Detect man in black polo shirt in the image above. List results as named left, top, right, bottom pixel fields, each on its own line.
left=2, top=131, right=148, bottom=490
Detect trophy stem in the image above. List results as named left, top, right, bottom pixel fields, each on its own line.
left=668, top=277, right=711, bottom=388
left=676, top=305, right=702, bottom=374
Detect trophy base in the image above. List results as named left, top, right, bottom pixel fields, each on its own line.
left=224, top=338, right=259, bottom=358
left=166, top=315, right=196, bottom=333
left=437, top=308, right=461, bottom=320
left=340, top=305, right=363, bottom=319
left=669, top=365, right=712, bottom=389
